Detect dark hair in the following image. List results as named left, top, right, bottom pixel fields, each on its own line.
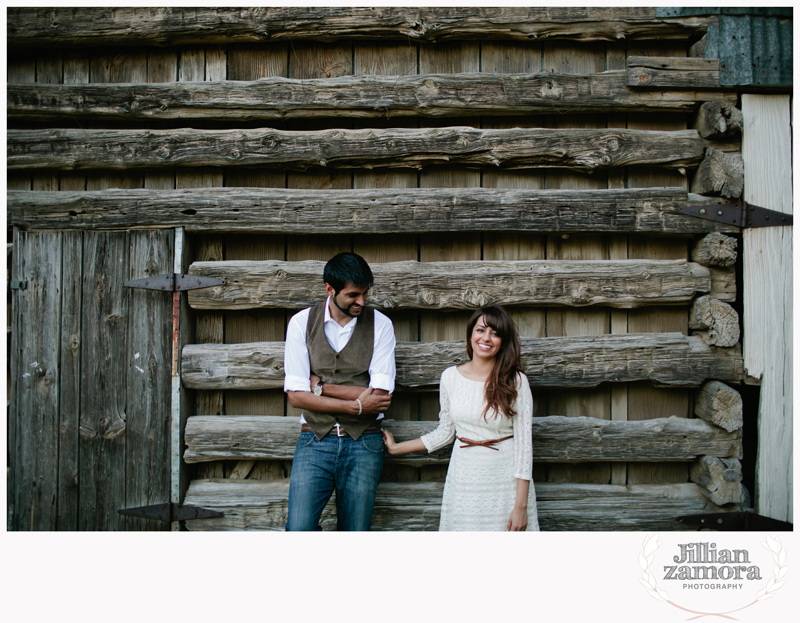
left=466, top=305, right=524, bottom=419
left=323, top=252, right=374, bottom=295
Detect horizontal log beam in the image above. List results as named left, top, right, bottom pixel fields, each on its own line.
left=627, top=56, right=723, bottom=89
left=7, top=72, right=736, bottom=121
left=183, top=480, right=735, bottom=531
left=6, top=188, right=741, bottom=235
left=180, top=333, right=744, bottom=391
left=187, top=259, right=712, bottom=311
left=7, top=127, right=707, bottom=172
left=7, top=8, right=710, bottom=48
left=183, top=415, right=743, bottom=464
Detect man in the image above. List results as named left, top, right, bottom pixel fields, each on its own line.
left=284, top=252, right=396, bottom=531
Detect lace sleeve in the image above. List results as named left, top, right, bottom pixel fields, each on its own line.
left=512, top=373, right=534, bottom=480
left=420, top=368, right=456, bottom=453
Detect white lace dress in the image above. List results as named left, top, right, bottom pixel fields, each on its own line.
left=420, top=366, right=539, bottom=531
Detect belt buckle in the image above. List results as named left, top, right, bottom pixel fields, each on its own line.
left=334, top=424, right=346, bottom=437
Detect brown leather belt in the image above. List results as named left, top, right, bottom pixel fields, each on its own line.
left=301, top=421, right=383, bottom=437
left=457, top=435, right=513, bottom=451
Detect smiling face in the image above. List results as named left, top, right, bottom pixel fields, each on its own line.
left=470, top=315, right=502, bottom=361
left=325, top=282, right=369, bottom=323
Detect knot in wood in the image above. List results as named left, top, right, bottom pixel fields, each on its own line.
left=723, top=469, right=738, bottom=482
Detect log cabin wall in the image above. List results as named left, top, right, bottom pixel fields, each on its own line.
left=8, top=8, right=766, bottom=530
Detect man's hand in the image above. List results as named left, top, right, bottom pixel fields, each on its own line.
left=357, top=387, right=391, bottom=415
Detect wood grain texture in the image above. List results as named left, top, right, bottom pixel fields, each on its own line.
left=183, top=415, right=742, bottom=464
left=694, top=381, right=743, bottom=433
left=7, top=187, right=740, bottom=235
left=627, top=56, right=722, bottom=89
left=691, top=233, right=737, bottom=267
left=6, top=127, right=709, bottom=171
left=7, top=72, right=737, bottom=121
left=742, top=95, right=793, bottom=523
left=182, top=479, right=734, bottom=531
left=689, top=295, right=740, bottom=348
left=690, top=456, right=746, bottom=506
left=7, top=7, right=710, bottom=48
left=187, top=258, right=712, bottom=310
left=690, top=148, right=744, bottom=199
left=11, top=232, right=63, bottom=530
left=694, top=101, right=743, bottom=140
left=181, top=333, right=744, bottom=391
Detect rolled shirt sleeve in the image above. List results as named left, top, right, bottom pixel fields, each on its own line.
left=283, top=308, right=312, bottom=392
left=369, top=310, right=396, bottom=393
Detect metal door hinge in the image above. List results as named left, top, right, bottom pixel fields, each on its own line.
left=678, top=511, right=793, bottom=531
left=9, top=280, right=27, bottom=290
left=680, top=201, right=793, bottom=228
left=123, top=273, right=225, bottom=291
left=118, top=502, right=223, bottom=523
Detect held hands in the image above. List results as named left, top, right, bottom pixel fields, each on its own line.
left=357, top=386, right=391, bottom=415
left=507, top=507, right=528, bottom=531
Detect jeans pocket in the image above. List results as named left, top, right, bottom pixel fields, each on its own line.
left=360, top=433, right=385, bottom=454
left=296, top=431, right=316, bottom=449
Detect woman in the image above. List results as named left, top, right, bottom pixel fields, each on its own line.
left=382, top=305, right=539, bottom=531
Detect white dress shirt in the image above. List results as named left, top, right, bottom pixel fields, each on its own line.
left=284, top=297, right=396, bottom=422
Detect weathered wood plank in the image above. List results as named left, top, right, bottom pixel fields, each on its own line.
left=183, top=415, right=742, bottom=464
left=7, top=127, right=708, bottom=172
left=627, top=56, right=722, bottom=89
left=7, top=8, right=710, bottom=48
left=124, top=230, right=174, bottom=531
left=78, top=232, right=130, bottom=530
left=12, top=232, right=63, bottom=530
left=181, top=333, right=744, bottom=391
left=182, top=479, right=734, bottom=531
left=7, top=72, right=737, bottom=121
left=187, top=258, right=712, bottom=311
left=742, top=95, right=793, bottom=523
left=6, top=187, right=741, bottom=235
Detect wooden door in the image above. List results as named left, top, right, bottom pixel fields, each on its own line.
left=9, top=229, right=174, bottom=530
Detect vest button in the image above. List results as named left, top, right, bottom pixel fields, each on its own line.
left=333, top=369, right=338, bottom=374
left=335, top=354, right=340, bottom=358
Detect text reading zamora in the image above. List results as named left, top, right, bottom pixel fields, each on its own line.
left=663, top=542, right=762, bottom=581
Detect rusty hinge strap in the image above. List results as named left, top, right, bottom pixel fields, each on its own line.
left=118, top=502, right=223, bottom=523
left=679, top=201, right=793, bottom=228
left=677, top=511, right=793, bottom=531
left=123, top=273, right=226, bottom=291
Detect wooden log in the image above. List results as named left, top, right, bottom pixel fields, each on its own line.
left=186, top=258, right=712, bottom=311
left=691, top=232, right=737, bottom=267
left=694, top=381, right=743, bottom=433
left=183, top=415, right=743, bottom=464
left=7, top=127, right=708, bottom=172
left=690, top=148, right=744, bottom=199
left=7, top=7, right=710, bottom=48
left=627, top=56, right=722, bottom=89
left=689, top=295, right=740, bottom=348
left=6, top=187, right=741, bottom=235
left=694, top=101, right=743, bottom=139
left=180, top=332, right=744, bottom=391
left=182, top=479, right=735, bottom=531
left=690, top=456, right=746, bottom=506
left=7, top=72, right=737, bottom=121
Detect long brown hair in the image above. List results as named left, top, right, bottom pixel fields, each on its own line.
left=465, top=306, right=524, bottom=418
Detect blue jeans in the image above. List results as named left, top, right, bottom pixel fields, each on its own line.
left=286, top=431, right=384, bottom=531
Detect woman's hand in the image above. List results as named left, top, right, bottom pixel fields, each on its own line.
left=507, top=506, right=528, bottom=531
left=382, top=429, right=398, bottom=454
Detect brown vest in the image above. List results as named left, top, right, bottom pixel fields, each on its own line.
left=304, top=302, right=376, bottom=439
